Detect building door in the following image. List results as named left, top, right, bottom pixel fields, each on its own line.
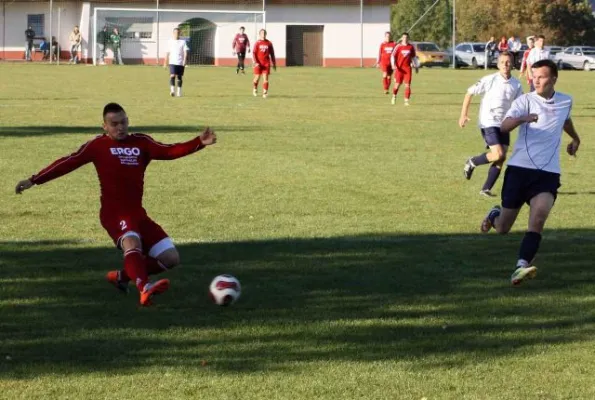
left=286, top=25, right=323, bottom=66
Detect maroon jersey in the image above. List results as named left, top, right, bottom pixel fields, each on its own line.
left=30, top=133, right=204, bottom=214
left=377, top=41, right=396, bottom=65
left=232, top=33, right=250, bottom=53
left=391, top=43, right=416, bottom=70
left=253, top=39, right=275, bottom=67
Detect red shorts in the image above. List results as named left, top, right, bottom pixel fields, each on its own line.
left=254, top=64, right=271, bottom=75
left=100, top=209, right=169, bottom=255
left=395, top=68, right=412, bottom=84
left=380, top=63, right=393, bottom=75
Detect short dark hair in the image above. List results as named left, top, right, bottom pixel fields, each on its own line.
left=536, top=35, right=545, bottom=40
left=498, top=50, right=512, bottom=59
left=103, top=103, right=125, bottom=119
left=531, top=59, right=558, bottom=78
left=240, top=26, right=245, bottom=30
left=402, top=32, right=409, bottom=36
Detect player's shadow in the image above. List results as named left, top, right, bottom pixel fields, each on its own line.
left=1, top=229, right=595, bottom=377
left=0, top=125, right=260, bottom=137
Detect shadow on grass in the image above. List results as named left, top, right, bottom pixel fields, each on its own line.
left=0, top=125, right=259, bottom=137
left=1, top=231, right=594, bottom=377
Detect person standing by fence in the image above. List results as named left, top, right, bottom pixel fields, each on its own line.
left=97, top=26, right=109, bottom=65
left=69, top=26, right=82, bottom=64
left=110, top=28, right=124, bottom=65
left=25, top=26, right=35, bottom=61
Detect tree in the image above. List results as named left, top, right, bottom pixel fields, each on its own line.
left=391, top=0, right=452, bottom=48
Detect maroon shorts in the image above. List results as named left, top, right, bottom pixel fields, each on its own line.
left=100, top=209, right=168, bottom=253
left=395, top=68, right=412, bottom=84
left=380, top=63, right=393, bottom=75
left=254, top=64, right=271, bottom=75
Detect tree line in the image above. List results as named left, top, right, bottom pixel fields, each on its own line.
left=391, top=0, right=595, bottom=48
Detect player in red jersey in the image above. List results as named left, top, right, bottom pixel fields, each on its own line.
left=252, top=29, right=276, bottom=98
left=14, top=103, right=217, bottom=307
left=375, top=31, right=396, bottom=94
left=519, top=36, right=535, bottom=88
left=232, top=26, right=251, bottom=75
left=390, top=32, right=419, bottom=106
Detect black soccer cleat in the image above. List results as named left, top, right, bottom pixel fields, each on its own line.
left=464, top=158, right=475, bottom=180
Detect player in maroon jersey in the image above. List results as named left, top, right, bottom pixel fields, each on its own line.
left=14, top=103, right=217, bottom=307
left=390, top=32, right=419, bottom=106
left=375, top=32, right=396, bottom=95
left=252, top=29, right=276, bottom=98
left=232, top=26, right=251, bottom=75
left=519, top=36, right=535, bottom=88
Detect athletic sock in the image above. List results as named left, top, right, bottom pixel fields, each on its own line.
left=177, top=77, right=183, bottom=88
left=518, top=231, right=542, bottom=268
left=383, top=77, right=389, bottom=91
left=405, top=87, right=411, bottom=100
left=471, top=153, right=490, bottom=166
left=263, top=82, right=269, bottom=92
left=393, top=87, right=399, bottom=96
left=488, top=207, right=501, bottom=227
left=123, top=249, right=148, bottom=292
left=482, top=164, right=502, bottom=191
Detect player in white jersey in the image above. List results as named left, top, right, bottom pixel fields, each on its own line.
left=480, top=59, right=581, bottom=286
left=164, top=28, right=189, bottom=97
left=526, top=35, right=550, bottom=92
left=459, top=52, right=523, bottom=197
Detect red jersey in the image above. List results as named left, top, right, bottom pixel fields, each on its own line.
left=30, top=133, right=204, bottom=215
left=232, top=33, right=250, bottom=53
left=253, top=39, right=275, bottom=67
left=520, top=49, right=532, bottom=74
left=377, top=41, right=396, bottom=65
left=391, top=43, right=416, bottom=70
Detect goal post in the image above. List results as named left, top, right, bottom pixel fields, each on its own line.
left=92, top=8, right=265, bottom=66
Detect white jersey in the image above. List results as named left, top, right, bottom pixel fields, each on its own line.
left=527, top=47, right=550, bottom=65
left=505, top=91, right=572, bottom=174
left=467, top=73, right=523, bottom=128
left=168, top=39, right=189, bottom=66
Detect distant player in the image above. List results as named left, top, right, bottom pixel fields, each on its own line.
left=375, top=31, right=396, bottom=94
left=232, top=26, right=251, bottom=75
left=252, top=29, right=276, bottom=98
left=480, top=60, right=581, bottom=286
left=519, top=36, right=535, bottom=85
left=15, top=103, right=217, bottom=306
left=390, top=32, right=419, bottom=106
left=460, top=52, right=523, bottom=197
left=526, top=35, right=549, bottom=91
left=164, top=28, right=189, bottom=97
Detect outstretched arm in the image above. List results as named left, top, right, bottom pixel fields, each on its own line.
left=16, top=140, right=95, bottom=194
left=144, top=127, right=217, bottom=160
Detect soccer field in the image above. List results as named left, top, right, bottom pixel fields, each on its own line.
left=1, top=64, right=595, bottom=399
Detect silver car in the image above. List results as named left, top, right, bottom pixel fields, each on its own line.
left=452, top=42, right=497, bottom=69
left=555, top=46, right=595, bottom=71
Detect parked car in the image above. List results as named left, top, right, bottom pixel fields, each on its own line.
left=555, top=46, right=595, bottom=70
left=411, top=41, right=449, bottom=67
left=451, top=42, right=497, bottom=69
left=545, top=45, right=564, bottom=59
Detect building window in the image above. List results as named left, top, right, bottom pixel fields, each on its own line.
left=27, top=14, right=45, bottom=38
left=105, top=17, right=153, bottom=40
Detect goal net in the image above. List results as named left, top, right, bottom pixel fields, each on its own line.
left=92, top=8, right=265, bottom=66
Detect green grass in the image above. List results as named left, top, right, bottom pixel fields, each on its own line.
left=1, top=64, right=595, bottom=400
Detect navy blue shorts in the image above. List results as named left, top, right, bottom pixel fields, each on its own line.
left=481, top=127, right=509, bottom=147
left=169, top=65, right=185, bottom=76
left=501, top=166, right=561, bottom=209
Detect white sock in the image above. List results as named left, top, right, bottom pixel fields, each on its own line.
left=177, top=87, right=182, bottom=96
left=170, top=85, right=175, bottom=93
left=516, top=259, right=529, bottom=268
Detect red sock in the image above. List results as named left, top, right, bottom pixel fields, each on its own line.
left=123, top=249, right=148, bottom=291
left=263, top=82, right=269, bottom=92
left=382, top=78, right=388, bottom=91
left=146, top=257, right=168, bottom=276
left=405, top=87, right=411, bottom=99
left=253, top=81, right=258, bottom=89
left=393, top=87, right=399, bottom=96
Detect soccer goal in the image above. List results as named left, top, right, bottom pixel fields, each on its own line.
left=92, top=8, right=265, bottom=66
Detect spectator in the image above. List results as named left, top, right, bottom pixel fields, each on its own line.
left=110, top=28, right=124, bottom=65
left=497, top=36, right=508, bottom=52
left=526, top=35, right=550, bottom=91
left=508, top=35, right=522, bottom=69
left=39, top=37, right=50, bottom=61
left=69, top=25, right=82, bottom=64
left=25, top=26, right=35, bottom=61
left=96, top=26, right=109, bottom=65
left=485, top=36, right=497, bottom=69
left=51, top=36, right=60, bottom=62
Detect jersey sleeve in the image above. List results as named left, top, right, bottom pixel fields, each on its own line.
left=467, top=76, right=489, bottom=96
left=377, top=43, right=383, bottom=63
left=390, top=44, right=399, bottom=66
left=245, top=35, right=251, bottom=49
left=252, top=41, right=259, bottom=63
left=232, top=34, right=238, bottom=49
left=138, top=134, right=205, bottom=161
left=269, top=42, right=276, bottom=65
left=30, top=139, right=96, bottom=185
left=504, top=95, right=529, bottom=120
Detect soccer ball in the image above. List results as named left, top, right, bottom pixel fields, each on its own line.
left=209, top=274, right=241, bottom=306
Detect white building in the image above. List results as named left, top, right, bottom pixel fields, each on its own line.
left=0, top=0, right=393, bottom=66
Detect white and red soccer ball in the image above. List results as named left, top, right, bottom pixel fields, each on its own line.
left=209, top=274, right=241, bottom=306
